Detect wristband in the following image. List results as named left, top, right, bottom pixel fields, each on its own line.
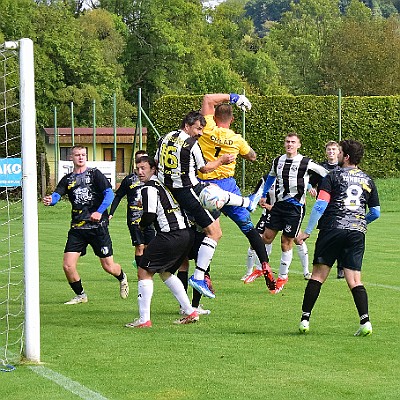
left=229, top=93, right=239, bottom=104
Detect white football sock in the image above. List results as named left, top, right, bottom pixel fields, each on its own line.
left=265, top=243, right=273, bottom=257
left=137, top=279, right=153, bottom=323
left=279, top=249, right=293, bottom=278
left=296, top=243, right=309, bottom=275
left=225, top=192, right=249, bottom=207
left=163, top=274, right=194, bottom=315
left=246, top=248, right=256, bottom=274
left=194, top=236, right=217, bottom=280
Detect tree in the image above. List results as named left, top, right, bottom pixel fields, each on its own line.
left=266, top=0, right=341, bottom=94
left=31, top=3, right=132, bottom=127
left=205, top=0, right=285, bottom=94
left=186, top=58, right=247, bottom=94
left=101, top=0, right=212, bottom=105
left=233, top=48, right=288, bottom=95
left=0, top=0, right=35, bottom=40
left=244, top=0, right=292, bottom=36
left=321, top=12, right=400, bottom=95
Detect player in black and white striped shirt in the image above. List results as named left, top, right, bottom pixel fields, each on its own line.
left=260, top=132, right=328, bottom=293
left=155, top=111, right=258, bottom=299
left=125, top=156, right=199, bottom=327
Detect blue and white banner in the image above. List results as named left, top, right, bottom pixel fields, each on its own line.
left=0, top=158, right=22, bottom=187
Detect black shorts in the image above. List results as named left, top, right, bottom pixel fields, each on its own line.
left=140, top=229, right=195, bottom=274
left=255, top=211, right=270, bottom=235
left=265, top=201, right=304, bottom=238
left=128, top=223, right=156, bottom=247
left=64, top=225, right=113, bottom=258
left=171, top=183, right=219, bottom=229
left=313, top=228, right=365, bottom=271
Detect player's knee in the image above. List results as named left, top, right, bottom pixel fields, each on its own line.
left=208, top=230, right=222, bottom=242
left=63, top=263, right=74, bottom=273
left=205, top=221, right=222, bottom=241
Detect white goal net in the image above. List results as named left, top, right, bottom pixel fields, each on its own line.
left=0, top=39, right=40, bottom=369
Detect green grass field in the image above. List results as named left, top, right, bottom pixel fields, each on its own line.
left=1, top=178, right=400, bottom=400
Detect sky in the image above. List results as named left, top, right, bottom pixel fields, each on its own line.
left=203, top=0, right=225, bottom=8
left=84, top=1, right=226, bottom=9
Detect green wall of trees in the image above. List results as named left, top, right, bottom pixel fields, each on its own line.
left=150, top=94, right=400, bottom=190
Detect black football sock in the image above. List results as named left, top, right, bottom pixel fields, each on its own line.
left=301, top=279, right=322, bottom=321
left=69, top=279, right=84, bottom=296
left=245, top=228, right=269, bottom=263
left=116, top=270, right=125, bottom=281
left=351, top=285, right=369, bottom=324
left=192, top=287, right=202, bottom=308
left=177, top=271, right=189, bottom=292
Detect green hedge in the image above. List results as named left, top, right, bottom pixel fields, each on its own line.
left=149, top=95, right=400, bottom=191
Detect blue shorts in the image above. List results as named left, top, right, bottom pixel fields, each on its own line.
left=199, top=177, right=254, bottom=233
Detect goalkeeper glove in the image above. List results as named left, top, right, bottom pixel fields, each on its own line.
left=229, top=93, right=252, bottom=112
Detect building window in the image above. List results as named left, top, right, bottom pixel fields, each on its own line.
left=60, top=147, right=70, bottom=161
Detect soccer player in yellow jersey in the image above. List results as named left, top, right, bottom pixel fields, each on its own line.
left=198, top=93, right=276, bottom=292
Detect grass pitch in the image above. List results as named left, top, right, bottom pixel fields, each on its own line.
left=1, top=178, right=400, bottom=399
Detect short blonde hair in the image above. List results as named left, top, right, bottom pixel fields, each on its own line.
left=325, top=140, right=339, bottom=149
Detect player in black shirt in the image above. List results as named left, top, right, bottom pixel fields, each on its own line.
left=296, top=140, right=380, bottom=336
left=43, top=145, right=129, bottom=305
left=309, top=140, right=345, bottom=279
left=109, top=150, right=155, bottom=268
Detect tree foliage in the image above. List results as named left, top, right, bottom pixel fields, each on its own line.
left=321, top=15, right=400, bottom=95
left=1, top=0, right=400, bottom=136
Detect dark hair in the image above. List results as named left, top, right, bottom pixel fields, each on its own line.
left=340, top=140, right=364, bottom=165
left=136, top=155, right=157, bottom=169
left=286, top=131, right=301, bottom=142
left=180, top=110, right=206, bottom=130
left=215, top=103, right=233, bottom=123
left=135, top=149, right=148, bottom=164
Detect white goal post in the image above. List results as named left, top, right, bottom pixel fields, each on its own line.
left=1, top=38, right=40, bottom=364
left=20, top=38, right=40, bottom=363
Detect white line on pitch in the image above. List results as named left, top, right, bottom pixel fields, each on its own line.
left=365, top=282, right=400, bottom=291
left=290, top=270, right=400, bottom=291
left=28, top=365, right=109, bottom=400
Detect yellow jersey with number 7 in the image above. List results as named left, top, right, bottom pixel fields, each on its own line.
left=198, top=115, right=251, bottom=180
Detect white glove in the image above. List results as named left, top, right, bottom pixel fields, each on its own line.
left=235, top=95, right=252, bottom=112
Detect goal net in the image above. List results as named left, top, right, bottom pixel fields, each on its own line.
left=0, top=39, right=40, bottom=369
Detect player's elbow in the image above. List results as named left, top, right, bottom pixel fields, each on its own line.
left=243, top=150, right=256, bottom=162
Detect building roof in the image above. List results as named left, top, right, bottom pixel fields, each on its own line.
left=42, top=127, right=147, bottom=145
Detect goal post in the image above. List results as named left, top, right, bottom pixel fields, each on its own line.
left=0, top=38, right=40, bottom=365
left=20, top=38, right=40, bottom=363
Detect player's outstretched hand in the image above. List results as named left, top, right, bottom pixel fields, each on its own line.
left=236, top=95, right=251, bottom=112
